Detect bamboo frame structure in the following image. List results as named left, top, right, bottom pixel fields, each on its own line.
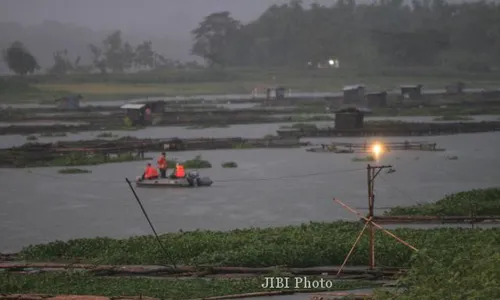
left=334, top=196, right=418, bottom=275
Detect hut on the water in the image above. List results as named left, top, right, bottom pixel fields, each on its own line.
left=366, top=92, right=388, bottom=108
left=343, top=85, right=366, bottom=105
left=400, top=85, right=422, bottom=100
left=266, top=87, right=286, bottom=100
left=55, top=94, right=82, bottom=110
left=445, top=82, right=465, bottom=94
left=120, top=100, right=165, bottom=125
left=334, top=106, right=372, bottom=130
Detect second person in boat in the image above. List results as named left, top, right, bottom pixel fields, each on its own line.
left=170, top=163, right=185, bottom=179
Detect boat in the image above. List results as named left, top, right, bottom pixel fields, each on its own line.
left=135, top=171, right=213, bottom=188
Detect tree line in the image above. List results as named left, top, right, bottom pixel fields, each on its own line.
left=3, top=0, right=500, bottom=76
left=190, top=0, right=500, bottom=71
left=2, top=31, right=200, bottom=75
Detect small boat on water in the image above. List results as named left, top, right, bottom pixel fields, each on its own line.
left=136, top=171, right=213, bottom=188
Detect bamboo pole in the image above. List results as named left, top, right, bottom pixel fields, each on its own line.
left=337, top=217, right=371, bottom=276
left=334, top=198, right=419, bottom=252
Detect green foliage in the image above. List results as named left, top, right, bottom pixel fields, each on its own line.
left=95, top=132, right=116, bottom=138
left=1, top=151, right=149, bottom=168
left=18, top=221, right=500, bottom=268
left=3, top=41, right=40, bottom=75
left=221, top=161, right=238, bottom=168
left=432, top=115, right=473, bottom=121
left=385, top=188, right=500, bottom=216
left=167, top=155, right=212, bottom=169
left=190, top=1, right=500, bottom=70
left=57, top=168, right=91, bottom=174
left=40, top=132, right=68, bottom=137
left=0, top=273, right=374, bottom=300
left=280, top=123, right=318, bottom=130
left=185, top=124, right=230, bottom=129
left=374, top=242, right=500, bottom=300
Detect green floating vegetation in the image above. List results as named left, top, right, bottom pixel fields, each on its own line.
left=351, top=155, right=375, bottom=162
left=221, top=161, right=238, bottom=168
left=57, top=168, right=91, bottom=174
left=373, top=240, right=500, bottom=300
left=232, top=143, right=254, bottom=149
left=167, top=155, right=212, bottom=169
left=289, top=115, right=333, bottom=122
left=8, top=152, right=150, bottom=168
left=95, top=132, right=117, bottom=138
left=19, top=221, right=500, bottom=268
left=186, top=124, right=230, bottom=129
left=49, top=152, right=148, bottom=167
left=282, top=123, right=318, bottom=130
left=432, top=114, right=473, bottom=121
left=40, top=132, right=68, bottom=137
left=385, top=187, right=500, bottom=216
left=0, top=273, right=375, bottom=300
left=26, top=135, right=38, bottom=141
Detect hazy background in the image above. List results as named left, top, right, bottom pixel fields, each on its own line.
left=0, top=0, right=479, bottom=72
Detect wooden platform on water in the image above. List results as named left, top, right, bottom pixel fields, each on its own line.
left=306, top=141, right=445, bottom=153
left=277, top=121, right=500, bottom=137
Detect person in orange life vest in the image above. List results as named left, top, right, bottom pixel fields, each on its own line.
left=172, top=163, right=185, bottom=178
left=157, top=152, right=167, bottom=178
left=142, top=163, right=159, bottom=180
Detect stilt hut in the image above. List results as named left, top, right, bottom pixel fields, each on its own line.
left=343, top=85, right=366, bottom=105
left=366, top=92, right=388, bottom=108
left=445, top=82, right=465, bottom=94
left=400, top=85, right=422, bottom=100
left=135, top=100, right=165, bottom=113
left=334, top=106, right=372, bottom=130
left=121, top=103, right=153, bottom=125
left=266, top=87, right=286, bottom=100
left=55, top=95, right=82, bottom=110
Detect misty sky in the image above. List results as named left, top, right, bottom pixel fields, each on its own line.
left=0, top=0, right=339, bottom=38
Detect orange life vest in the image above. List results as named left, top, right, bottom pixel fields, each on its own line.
left=175, top=164, right=185, bottom=178
left=157, top=156, right=167, bottom=169
left=144, top=166, right=159, bottom=179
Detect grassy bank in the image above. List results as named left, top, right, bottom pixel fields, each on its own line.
left=0, top=273, right=376, bottom=300
left=373, top=240, right=500, bottom=299
left=19, top=221, right=499, bottom=267
left=3, top=67, right=500, bottom=103
left=385, top=187, right=500, bottom=216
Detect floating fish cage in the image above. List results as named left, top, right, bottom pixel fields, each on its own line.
left=306, top=141, right=445, bottom=153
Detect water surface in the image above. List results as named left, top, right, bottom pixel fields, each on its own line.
left=0, top=132, right=499, bottom=252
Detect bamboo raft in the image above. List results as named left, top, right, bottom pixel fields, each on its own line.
left=306, top=141, right=445, bottom=153
left=0, top=137, right=309, bottom=167
left=0, top=292, right=374, bottom=300
left=372, top=215, right=500, bottom=224
left=277, top=121, right=500, bottom=137
left=0, top=262, right=405, bottom=280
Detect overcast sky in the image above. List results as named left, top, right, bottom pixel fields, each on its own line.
left=0, top=0, right=342, bottom=38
